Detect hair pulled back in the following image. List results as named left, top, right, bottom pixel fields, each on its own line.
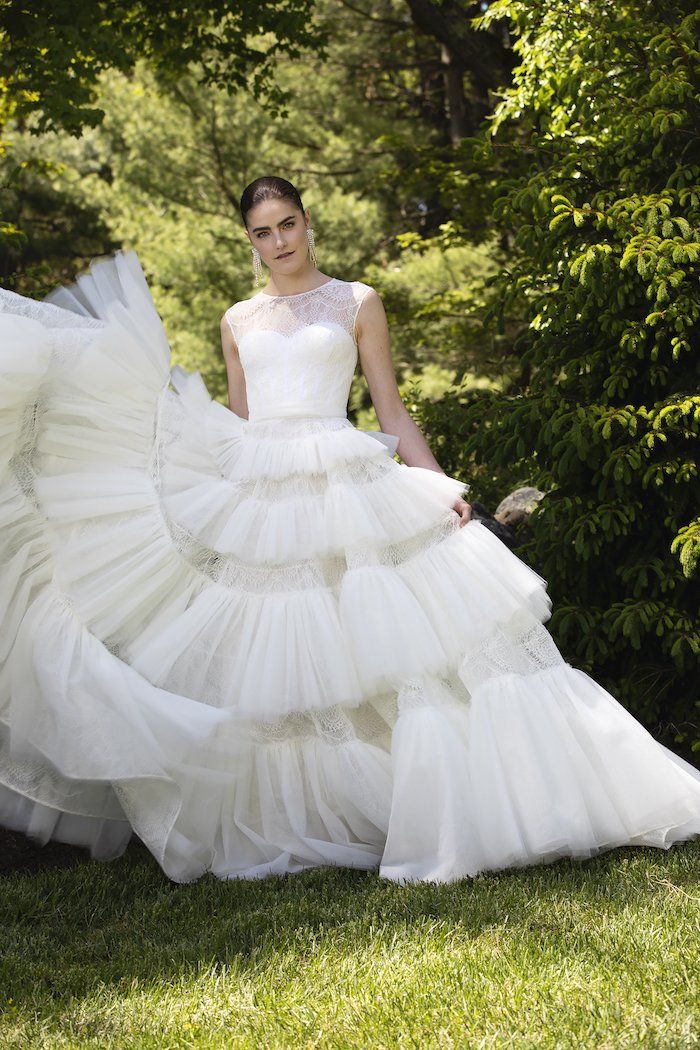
left=239, top=176, right=306, bottom=228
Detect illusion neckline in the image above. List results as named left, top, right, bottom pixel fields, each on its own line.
left=257, top=277, right=339, bottom=300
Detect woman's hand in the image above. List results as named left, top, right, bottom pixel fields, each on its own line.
left=453, top=498, right=472, bottom=527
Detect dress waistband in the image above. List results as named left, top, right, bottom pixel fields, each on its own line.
left=248, top=405, right=349, bottom=423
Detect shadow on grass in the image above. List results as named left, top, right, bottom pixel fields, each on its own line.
left=1, top=827, right=698, bottom=1015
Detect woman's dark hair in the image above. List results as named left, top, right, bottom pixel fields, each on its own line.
left=239, top=176, right=305, bottom=228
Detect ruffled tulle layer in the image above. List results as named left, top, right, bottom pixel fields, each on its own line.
left=1, top=250, right=699, bottom=883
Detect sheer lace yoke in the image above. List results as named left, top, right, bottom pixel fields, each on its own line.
left=225, top=278, right=370, bottom=345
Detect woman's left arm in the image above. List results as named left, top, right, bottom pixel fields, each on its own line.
left=356, top=288, right=472, bottom=525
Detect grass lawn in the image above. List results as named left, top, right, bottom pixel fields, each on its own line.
left=1, top=838, right=698, bottom=1048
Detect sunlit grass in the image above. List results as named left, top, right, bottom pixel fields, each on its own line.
left=1, top=839, right=698, bottom=1048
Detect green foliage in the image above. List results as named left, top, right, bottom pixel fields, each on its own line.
left=0, top=146, right=118, bottom=288
left=5, top=2, right=501, bottom=404
left=418, top=0, right=700, bottom=750
left=0, top=0, right=329, bottom=263
left=0, top=0, right=325, bottom=136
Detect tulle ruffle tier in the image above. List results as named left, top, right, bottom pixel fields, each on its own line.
left=1, top=250, right=699, bottom=884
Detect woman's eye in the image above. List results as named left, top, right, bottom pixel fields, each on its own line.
left=258, top=223, right=293, bottom=239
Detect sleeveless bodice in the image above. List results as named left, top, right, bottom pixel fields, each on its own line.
left=224, top=278, right=372, bottom=422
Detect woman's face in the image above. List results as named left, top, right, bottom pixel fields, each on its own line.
left=246, top=201, right=312, bottom=277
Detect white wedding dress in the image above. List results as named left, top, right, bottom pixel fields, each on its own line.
left=1, top=249, right=699, bottom=884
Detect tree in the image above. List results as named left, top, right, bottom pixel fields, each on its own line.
left=0, top=0, right=329, bottom=259
left=0, top=0, right=326, bottom=135
left=416, top=0, right=700, bottom=754
left=5, top=0, right=510, bottom=401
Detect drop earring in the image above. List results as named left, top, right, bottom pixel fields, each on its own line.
left=306, top=227, right=317, bottom=267
left=251, top=246, right=264, bottom=286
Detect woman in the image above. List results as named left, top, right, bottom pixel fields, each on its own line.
left=0, top=175, right=698, bottom=884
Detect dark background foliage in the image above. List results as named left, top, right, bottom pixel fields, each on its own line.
left=1, top=0, right=697, bottom=758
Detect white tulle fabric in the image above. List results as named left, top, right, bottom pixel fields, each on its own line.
left=1, top=249, right=699, bottom=885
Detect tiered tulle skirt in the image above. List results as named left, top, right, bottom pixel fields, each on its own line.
left=1, top=252, right=699, bottom=883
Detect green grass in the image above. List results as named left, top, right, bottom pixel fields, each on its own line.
left=1, top=840, right=699, bottom=1048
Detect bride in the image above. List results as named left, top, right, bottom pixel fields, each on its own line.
left=223, top=183, right=474, bottom=529
left=0, top=174, right=699, bottom=884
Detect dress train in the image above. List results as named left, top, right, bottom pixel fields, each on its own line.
left=1, top=250, right=699, bottom=883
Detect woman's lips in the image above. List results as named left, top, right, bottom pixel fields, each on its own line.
left=276, top=251, right=294, bottom=259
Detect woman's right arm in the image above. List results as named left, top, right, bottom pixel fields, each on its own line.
left=220, top=314, right=249, bottom=419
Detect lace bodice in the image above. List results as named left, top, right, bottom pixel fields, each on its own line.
left=224, top=278, right=372, bottom=422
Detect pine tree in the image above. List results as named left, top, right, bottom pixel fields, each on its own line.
left=422, top=0, right=700, bottom=752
